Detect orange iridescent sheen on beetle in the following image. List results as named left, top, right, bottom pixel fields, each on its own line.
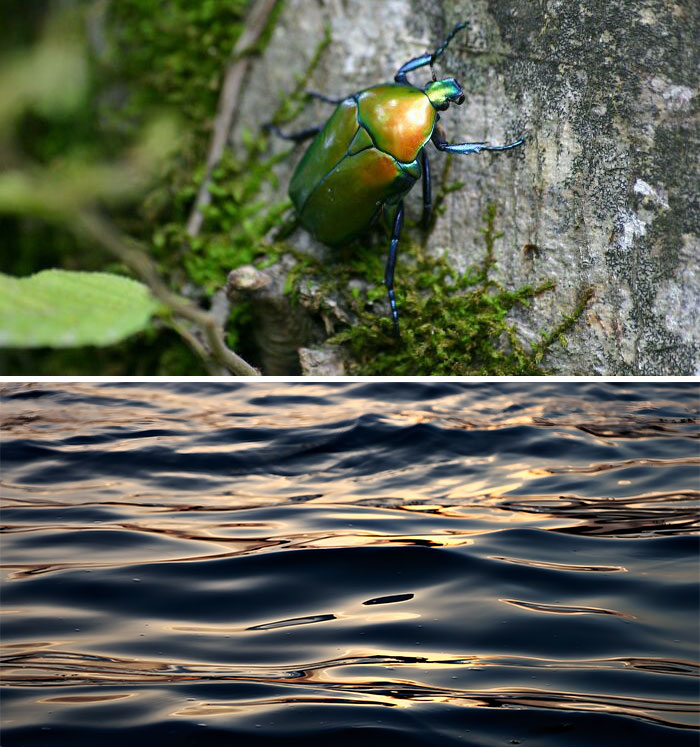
left=357, top=84, right=435, bottom=163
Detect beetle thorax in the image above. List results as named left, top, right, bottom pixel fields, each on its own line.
left=357, top=84, right=436, bottom=163
left=424, top=78, right=465, bottom=110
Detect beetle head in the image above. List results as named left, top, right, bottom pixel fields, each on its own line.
left=424, top=78, right=465, bottom=110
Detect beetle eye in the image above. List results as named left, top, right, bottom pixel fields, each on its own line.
left=456, top=93, right=465, bottom=105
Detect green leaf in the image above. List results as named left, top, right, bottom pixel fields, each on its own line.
left=0, top=270, right=158, bottom=348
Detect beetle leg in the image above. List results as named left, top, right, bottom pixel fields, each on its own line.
left=420, top=149, right=432, bottom=230
left=432, top=128, right=524, bottom=154
left=264, top=124, right=322, bottom=142
left=395, top=21, right=470, bottom=83
left=385, top=200, right=405, bottom=337
left=306, top=91, right=346, bottom=105
left=394, top=53, right=433, bottom=84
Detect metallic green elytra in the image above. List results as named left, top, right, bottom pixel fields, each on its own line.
left=272, top=21, right=524, bottom=334
left=289, top=83, right=438, bottom=246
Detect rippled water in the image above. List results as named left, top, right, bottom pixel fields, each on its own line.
left=1, top=381, right=699, bottom=746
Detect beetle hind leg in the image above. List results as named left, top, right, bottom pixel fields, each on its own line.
left=384, top=200, right=405, bottom=337
left=306, top=91, right=346, bottom=105
left=264, top=124, right=322, bottom=142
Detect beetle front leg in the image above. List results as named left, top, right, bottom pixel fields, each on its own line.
left=395, top=21, right=470, bottom=84
left=420, top=149, right=432, bottom=230
left=385, top=200, right=405, bottom=337
left=432, top=128, right=524, bottom=154
left=394, top=53, right=433, bottom=85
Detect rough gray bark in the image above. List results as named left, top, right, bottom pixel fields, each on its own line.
left=236, top=0, right=698, bottom=375
left=226, top=259, right=326, bottom=374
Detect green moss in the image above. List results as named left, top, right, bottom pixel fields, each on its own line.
left=107, top=1, right=249, bottom=136
left=328, top=205, right=592, bottom=375
left=148, top=143, right=292, bottom=293
left=131, top=17, right=331, bottom=293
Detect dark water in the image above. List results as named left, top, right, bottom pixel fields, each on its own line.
left=1, top=381, right=698, bottom=746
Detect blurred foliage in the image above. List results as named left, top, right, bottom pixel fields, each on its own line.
left=0, top=11, right=87, bottom=128
left=0, top=116, right=180, bottom=218
left=0, top=0, right=259, bottom=374
left=0, top=270, right=159, bottom=348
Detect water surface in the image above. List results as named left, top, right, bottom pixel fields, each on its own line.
left=1, top=382, right=698, bottom=745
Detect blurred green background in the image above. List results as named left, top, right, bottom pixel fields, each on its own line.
left=1, top=0, right=270, bottom=375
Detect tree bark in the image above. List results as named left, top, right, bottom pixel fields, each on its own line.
left=237, top=0, right=698, bottom=375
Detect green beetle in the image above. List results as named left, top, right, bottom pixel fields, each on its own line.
left=271, top=22, right=523, bottom=335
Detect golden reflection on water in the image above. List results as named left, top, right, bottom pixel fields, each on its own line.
left=4, top=640, right=698, bottom=728
left=42, top=693, right=135, bottom=704
left=499, top=599, right=636, bottom=619
left=4, top=381, right=686, bottom=440
left=490, top=556, right=627, bottom=573
left=2, top=484, right=695, bottom=578
left=164, top=689, right=698, bottom=730
left=301, top=534, right=475, bottom=549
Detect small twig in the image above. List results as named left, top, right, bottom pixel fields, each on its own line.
left=168, top=317, right=223, bottom=375
left=73, top=210, right=260, bottom=376
left=186, top=0, right=279, bottom=238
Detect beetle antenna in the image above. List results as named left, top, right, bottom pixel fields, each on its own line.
left=431, top=20, right=469, bottom=64
left=430, top=60, right=437, bottom=82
